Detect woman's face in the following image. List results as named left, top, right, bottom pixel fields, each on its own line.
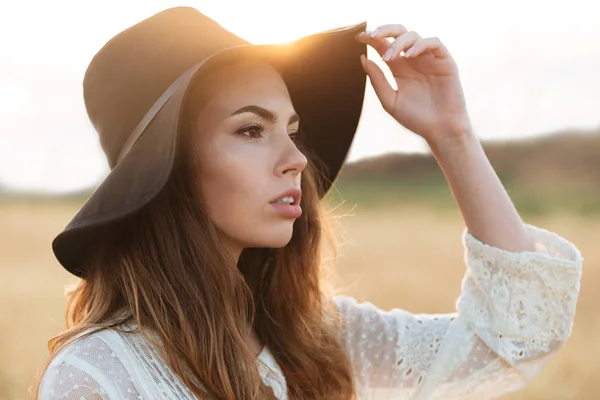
left=193, top=59, right=307, bottom=259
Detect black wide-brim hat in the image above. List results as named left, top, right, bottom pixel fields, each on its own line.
left=53, top=7, right=368, bottom=277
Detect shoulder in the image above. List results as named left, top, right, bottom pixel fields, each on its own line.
left=332, top=295, right=382, bottom=319
left=39, top=328, right=144, bottom=399
left=46, top=328, right=124, bottom=369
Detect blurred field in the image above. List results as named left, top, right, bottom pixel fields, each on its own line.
left=1, top=197, right=598, bottom=399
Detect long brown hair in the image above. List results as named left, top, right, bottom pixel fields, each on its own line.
left=31, top=65, right=356, bottom=399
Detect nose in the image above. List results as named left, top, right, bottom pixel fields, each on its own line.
left=275, top=135, right=308, bottom=180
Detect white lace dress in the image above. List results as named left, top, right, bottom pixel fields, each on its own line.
left=39, top=224, right=583, bottom=399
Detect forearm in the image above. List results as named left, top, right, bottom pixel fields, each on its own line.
left=427, top=131, right=534, bottom=252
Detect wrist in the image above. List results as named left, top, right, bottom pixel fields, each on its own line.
left=426, top=128, right=479, bottom=157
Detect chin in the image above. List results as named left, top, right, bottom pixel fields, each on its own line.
left=268, top=237, right=293, bottom=248
left=252, top=223, right=295, bottom=248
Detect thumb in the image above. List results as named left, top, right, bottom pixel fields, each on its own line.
left=361, top=55, right=396, bottom=113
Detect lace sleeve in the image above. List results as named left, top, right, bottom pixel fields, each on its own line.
left=335, top=224, right=582, bottom=400
left=39, top=362, right=112, bottom=400
left=38, top=334, right=143, bottom=400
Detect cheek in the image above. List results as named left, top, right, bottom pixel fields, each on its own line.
left=197, top=149, right=268, bottom=237
left=195, top=135, right=295, bottom=249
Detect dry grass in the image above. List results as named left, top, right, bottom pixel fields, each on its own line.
left=1, top=200, right=598, bottom=399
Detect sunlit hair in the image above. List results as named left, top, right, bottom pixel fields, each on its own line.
left=31, top=61, right=356, bottom=399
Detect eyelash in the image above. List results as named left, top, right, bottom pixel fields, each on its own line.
left=236, top=123, right=298, bottom=142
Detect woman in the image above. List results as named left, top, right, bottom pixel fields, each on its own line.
left=34, top=6, right=582, bottom=400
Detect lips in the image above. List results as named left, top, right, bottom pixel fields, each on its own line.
left=270, top=187, right=302, bottom=218
left=270, top=187, right=301, bottom=206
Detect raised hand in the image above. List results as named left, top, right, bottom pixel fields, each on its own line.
left=356, top=25, right=472, bottom=146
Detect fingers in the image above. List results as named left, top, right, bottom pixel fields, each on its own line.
left=356, top=25, right=450, bottom=61
left=360, top=55, right=395, bottom=113
left=355, top=24, right=408, bottom=57
left=381, top=31, right=421, bottom=61
left=404, top=37, right=449, bottom=59
left=369, top=24, right=408, bottom=39
left=355, top=33, right=390, bottom=57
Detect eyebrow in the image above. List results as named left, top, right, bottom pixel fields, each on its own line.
left=230, top=105, right=299, bottom=125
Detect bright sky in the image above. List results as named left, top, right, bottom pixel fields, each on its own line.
left=1, top=0, right=599, bottom=193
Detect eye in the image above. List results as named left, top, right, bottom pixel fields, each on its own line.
left=288, top=130, right=298, bottom=142
left=236, top=123, right=265, bottom=139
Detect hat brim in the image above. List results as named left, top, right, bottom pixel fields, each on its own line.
left=53, top=22, right=368, bottom=277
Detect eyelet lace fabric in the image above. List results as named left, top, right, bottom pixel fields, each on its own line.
left=39, top=224, right=582, bottom=399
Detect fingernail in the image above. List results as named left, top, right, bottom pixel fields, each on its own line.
left=405, top=47, right=414, bottom=57
left=382, top=48, right=393, bottom=61
left=369, top=29, right=379, bottom=38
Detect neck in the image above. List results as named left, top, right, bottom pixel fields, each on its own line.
left=220, top=235, right=244, bottom=265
